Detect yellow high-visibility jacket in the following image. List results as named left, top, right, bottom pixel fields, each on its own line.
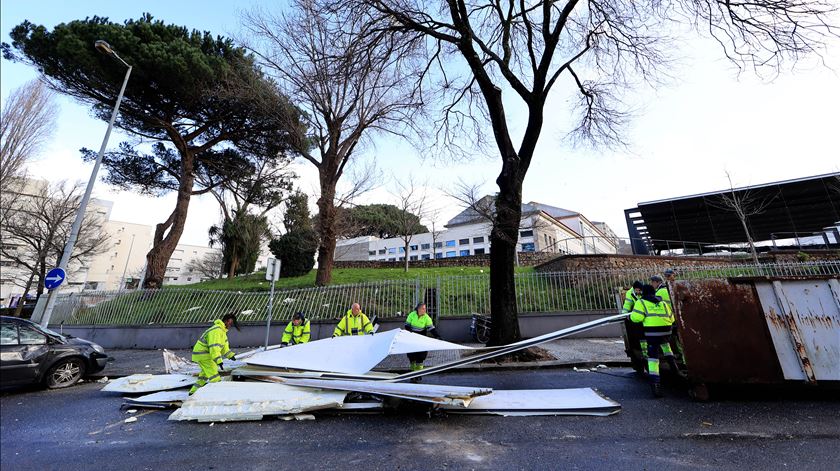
left=333, top=310, right=373, bottom=337
left=622, top=288, right=640, bottom=313
left=282, top=320, right=311, bottom=345
left=192, top=319, right=235, bottom=364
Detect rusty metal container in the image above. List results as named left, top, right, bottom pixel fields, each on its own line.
left=622, top=275, right=840, bottom=399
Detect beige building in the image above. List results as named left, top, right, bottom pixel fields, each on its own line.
left=0, top=177, right=112, bottom=300
left=163, top=243, right=222, bottom=286
left=83, top=221, right=154, bottom=291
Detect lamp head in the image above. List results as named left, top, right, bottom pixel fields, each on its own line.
left=95, top=40, right=115, bottom=56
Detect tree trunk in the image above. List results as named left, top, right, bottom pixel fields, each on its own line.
left=487, top=167, right=524, bottom=346
left=315, top=175, right=338, bottom=286
left=228, top=251, right=239, bottom=279
left=739, top=215, right=760, bottom=265
left=404, top=240, right=410, bottom=272
left=13, top=271, right=36, bottom=317
left=36, top=256, right=46, bottom=297
left=143, top=152, right=196, bottom=289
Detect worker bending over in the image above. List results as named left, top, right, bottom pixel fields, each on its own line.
left=281, top=312, right=310, bottom=346
left=190, top=313, right=239, bottom=395
left=333, top=303, right=373, bottom=337
left=630, top=285, right=678, bottom=398
left=404, top=302, right=441, bottom=372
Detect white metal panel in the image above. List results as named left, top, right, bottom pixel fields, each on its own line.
left=126, top=390, right=190, bottom=404
left=101, top=374, right=196, bottom=393
left=244, top=329, right=470, bottom=375
left=267, top=377, right=491, bottom=406
left=168, top=382, right=347, bottom=422
left=440, top=388, right=620, bottom=416
left=756, top=279, right=840, bottom=381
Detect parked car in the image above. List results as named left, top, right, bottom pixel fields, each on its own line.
left=0, top=316, right=109, bottom=389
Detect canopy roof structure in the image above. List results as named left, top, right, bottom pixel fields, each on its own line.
left=625, top=173, right=840, bottom=253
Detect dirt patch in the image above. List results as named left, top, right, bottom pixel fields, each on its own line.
left=479, top=346, right=556, bottom=364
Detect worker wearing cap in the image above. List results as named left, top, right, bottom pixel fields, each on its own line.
left=190, top=313, right=239, bottom=395
left=333, top=303, right=373, bottom=337
left=630, top=285, right=677, bottom=398
left=650, top=274, right=671, bottom=309
left=404, top=302, right=441, bottom=372
left=281, top=312, right=311, bottom=346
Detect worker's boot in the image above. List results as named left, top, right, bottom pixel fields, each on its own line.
left=650, top=381, right=663, bottom=398
left=667, top=357, right=687, bottom=380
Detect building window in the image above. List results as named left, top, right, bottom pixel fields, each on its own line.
left=445, top=240, right=456, bottom=247
left=388, top=257, right=396, bottom=261
left=410, top=255, right=418, bottom=261
left=173, top=277, right=179, bottom=281
left=435, top=252, right=443, bottom=259
left=459, top=250, right=470, bottom=256
left=398, top=247, right=405, bottom=253
left=459, top=238, right=470, bottom=245
left=521, top=242, right=535, bottom=252
left=187, top=277, right=192, bottom=282
left=434, top=242, right=443, bottom=248
left=368, top=251, right=376, bottom=256
left=421, top=243, right=431, bottom=250
left=388, top=248, right=396, bottom=254
left=520, top=230, right=533, bottom=238
left=410, top=245, right=418, bottom=251
left=473, top=236, right=484, bottom=243
left=474, top=248, right=485, bottom=255
left=421, top=254, right=431, bottom=260
left=445, top=250, right=456, bottom=258
left=378, top=249, right=386, bottom=255
left=398, top=256, right=405, bottom=261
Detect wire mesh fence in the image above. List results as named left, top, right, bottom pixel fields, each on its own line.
left=51, top=260, right=840, bottom=326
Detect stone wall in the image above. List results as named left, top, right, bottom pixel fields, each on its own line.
left=334, top=252, right=560, bottom=269
left=535, top=250, right=840, bottom=273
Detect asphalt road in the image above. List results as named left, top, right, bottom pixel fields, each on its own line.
left=2, top=368, right=838, bottom=471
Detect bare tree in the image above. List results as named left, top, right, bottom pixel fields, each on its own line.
left=0, top=180, right=109, bottom=315
left=0, top=80, right=57, bottom=183
left=392, top=177, right=427, bottom=271
left=0, top=80, right=57, bottom=221
left=241, top=0, right=425, bottom=285
left=185, top=251, right=225, bottom=281
left=365, top=0, right=837, bottom=345
left=706, top=172, right=777, bottom=264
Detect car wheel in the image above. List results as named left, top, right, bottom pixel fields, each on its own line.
left=46, top=358, right=86, bottom=389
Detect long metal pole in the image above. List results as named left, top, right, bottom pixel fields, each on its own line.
left=38, top=65, right=132, bottom=327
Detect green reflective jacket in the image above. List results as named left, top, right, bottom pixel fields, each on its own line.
left=656, top=285, right=671, bottom=308
left=192, top=319, right=234, bottom=364
left=333, top=310, right=373, bottom=336
left=622, top=289, right=640, bottom=313
left=630, top=299, right=674, bottom=328
left=282, top=320, right=311, bottom=345
left=404, top=310, right=434, bottom=334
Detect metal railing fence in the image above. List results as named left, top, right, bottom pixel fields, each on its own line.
left=50, top=261, right=840, bottom=326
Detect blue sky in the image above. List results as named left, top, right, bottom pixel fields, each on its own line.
left=2, top=1, right=839, bottom=245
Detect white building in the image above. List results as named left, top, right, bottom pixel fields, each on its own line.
left=163, top=243, right=223, bottom=286
left=335, top=197, right=618, bottom=262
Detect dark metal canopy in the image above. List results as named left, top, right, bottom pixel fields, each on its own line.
left=625, top=173, right=840, bottom=253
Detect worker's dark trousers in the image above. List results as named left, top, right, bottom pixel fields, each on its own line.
left=406, top=351, right=428, bottom=367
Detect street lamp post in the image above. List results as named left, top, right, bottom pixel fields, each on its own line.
left=36, top=40, right=132, bottom=327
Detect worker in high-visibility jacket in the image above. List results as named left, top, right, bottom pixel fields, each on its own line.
left=333, top=303, right=374, bottom=337
left=281, top=312, right=311, bottom=346
left=622, top=280, right=647, bottom=366
left=404, top=302, right=441, bottom=372
left=630, top=285, right=677, bottom=398
left=189, top=313, right=239, bottom=395
left=650, top=275, right=671, bottom=308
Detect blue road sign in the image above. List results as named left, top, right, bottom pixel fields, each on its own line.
left=44, top=267, right=66, bottom=290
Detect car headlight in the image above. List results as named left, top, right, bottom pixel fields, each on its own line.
left=91, top=344, right=105, bottom=354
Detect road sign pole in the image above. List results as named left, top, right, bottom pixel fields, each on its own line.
left=263, top=258, right=281, bottom=349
